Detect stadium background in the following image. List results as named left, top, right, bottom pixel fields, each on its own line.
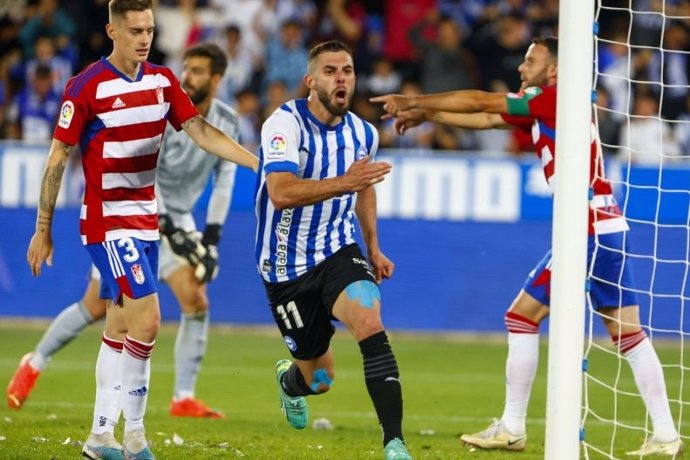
left=1, top=0, right=689, bottom=336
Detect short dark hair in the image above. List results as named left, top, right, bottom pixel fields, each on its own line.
left=308, top=40, right=353, bottom=65
left=109, top=0, right=153, bottom=20
left=532, top=36, right=558, bottom=58
left=184, top=42, right=228, bottom=77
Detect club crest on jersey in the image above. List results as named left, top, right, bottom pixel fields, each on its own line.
left=284, top=335, right=297, bottom=352
left=356, top=146, right=368, bottom=160
left=131, top=264, right=145, bottom=285
left=267, top=133, right=287, bottom=159
left=156, top=86, right=164, bottom=104
left=58, top=100, right=74, bottom=128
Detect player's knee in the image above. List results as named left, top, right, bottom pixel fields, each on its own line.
left=355, top=317, right=385, bottom=340
left=310, top=368, right=334, bottom=394
left=134, top=309, right=161, bottom=339
left=504, top=311, right=540, bottom=334
left=344, top=280, right=381, bottom=309
left=83, top=298, right=107, bottom=320
left=182, top=290, right=209, bottom=313
left=611, top=329, right=647, bottom=354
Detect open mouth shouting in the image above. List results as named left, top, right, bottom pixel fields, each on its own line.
left=334, top=88, right=348, bottom=104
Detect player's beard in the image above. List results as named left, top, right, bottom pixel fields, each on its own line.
left=316, top=87, right=351, bottom=117
left=185, top=83, right=211, bottom=106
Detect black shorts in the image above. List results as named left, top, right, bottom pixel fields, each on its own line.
left=264, top=243, right=377, bottom=360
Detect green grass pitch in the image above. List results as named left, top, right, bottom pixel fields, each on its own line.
left=0, top=322, right=686, bottom=459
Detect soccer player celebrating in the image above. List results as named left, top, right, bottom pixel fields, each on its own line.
left=25, top=1, right=258, bottom=459
left=9, top=42, right=239, bottom=420
left=372, top=36, right=681, bottom=457
left=255, top=40, right=412, bottom=460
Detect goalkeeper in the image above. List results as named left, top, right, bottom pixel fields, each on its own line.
left=372, top=36, right=681, bottom=457
left=8, top=42, right=240, bottom=419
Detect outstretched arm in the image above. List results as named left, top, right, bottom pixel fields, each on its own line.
left=371, top=90, right=509, bottom=117
left=182, top=115, right=259, bottom=172
left=27, top=139, right=71, bottom=276
left=393, top=109, right=511, bottom=135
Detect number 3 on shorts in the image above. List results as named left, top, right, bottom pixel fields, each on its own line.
left=118, top=237, right=140, bottom=263
left=276, top=301, right=304, bottom=330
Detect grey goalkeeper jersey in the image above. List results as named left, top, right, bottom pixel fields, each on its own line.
left=157, top=98, right=240, bottom=232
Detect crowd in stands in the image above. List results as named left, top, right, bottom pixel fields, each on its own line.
left=0, top=0, right=689, bottom=162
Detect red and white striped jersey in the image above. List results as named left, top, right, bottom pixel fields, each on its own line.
left=54, top=58, right=198, bottom=244
left=501, top=84, right=629, bottom=235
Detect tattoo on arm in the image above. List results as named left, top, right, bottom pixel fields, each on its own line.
left=181, top=114, right=202, bottom=130
left=38, top=143, right=71, bottom=226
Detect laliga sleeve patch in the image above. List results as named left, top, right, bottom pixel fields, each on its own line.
left=267, top=133, right=288, bottom=159
left=58, top=100, right=75, bottom=128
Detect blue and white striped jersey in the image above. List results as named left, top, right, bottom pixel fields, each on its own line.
left=255, top=98, right=379, bottom=283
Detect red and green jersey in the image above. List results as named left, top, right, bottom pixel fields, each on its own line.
left=501, top=84, right=628, bottom=235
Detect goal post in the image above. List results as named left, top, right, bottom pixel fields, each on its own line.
left=549, top=1, right=690, bottom=458
left=545, top=0, right=595, bottom=459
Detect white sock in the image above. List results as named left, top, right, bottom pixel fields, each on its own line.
left=625, top=338, right=678, bottom=442
left=501, top=332, right=539, bottom=435
left=121, top=336, right=154, bottom=433
left=31, top=301, right=95, bottom=371
left=91, top=336, right=123, bottom=435
left=173, top=312, right=209, bottom=400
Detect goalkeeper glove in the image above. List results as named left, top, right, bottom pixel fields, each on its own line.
left=195, top=224, right=222, bottom=283
left=159, top=214, right=203, bottom=266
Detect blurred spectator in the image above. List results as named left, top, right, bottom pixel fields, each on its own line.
left=647, top=21, right=690, bottom=119
left=431, top=123, right=478, bottom=151
left=674, top=95, right=690, bottom=157
left=363, top=57, right=401, bottom=95
left=351, top=91, right=379, bottom=124
left=290, top=0, right=318, bottom=38
left=62, top=0, right=110, bottom=69
left=409, top=10, right=478, bottom=93
left=619, top=91, right=681, bottom=165
left=211, top=0, right=265, bottom=65
left=262, top=79, right=290, bottom=120
left=252, top=0, right=302, bottom=45
left=379, top=81, right=434, bottom=151
left=467, top=13, right=531, bottom=91
left=381, top=0, right=436, bottom=80
left=316, top=0, right=373, bottom=73
left=5, top=63, right=61, bottom=141
left=18, top=0, right=76, bottom=60
left=22, top=35, right=72, bottom=94
left=595, top=85, right=623, bottom=157
left=155, top=0, right=222, bottom=75
left=597, top=32, right=633, bottom=119
left=234, top=89, right=261, bottom=152
left=629, top=0, right=665, bottom=46
left=262, top=18, right=308, bottom=99
left=0, top=75, right=5, bottom=134
left=217, top=25, right=256, bottom=106
left=438, top=0, right=490, bottom=34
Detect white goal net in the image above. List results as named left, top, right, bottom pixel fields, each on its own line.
left=582, top=1, right=690, bottom=458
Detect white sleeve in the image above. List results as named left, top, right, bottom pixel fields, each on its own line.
left=370, top=124, right=380, bottom=160
left=260, top=111, right=301, bottom=174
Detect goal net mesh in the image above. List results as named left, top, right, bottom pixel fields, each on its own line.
left=582, top=1, right=690, bottom=458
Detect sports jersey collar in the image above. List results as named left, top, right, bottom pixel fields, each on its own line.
left=297, top=98, right=347, bottom=131
left=101, top=57, right=145, bottom=83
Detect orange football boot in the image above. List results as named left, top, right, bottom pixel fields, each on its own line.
left=170, top=397, right=224, bottom=419
left=7, top=353, right=40, bottom=409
